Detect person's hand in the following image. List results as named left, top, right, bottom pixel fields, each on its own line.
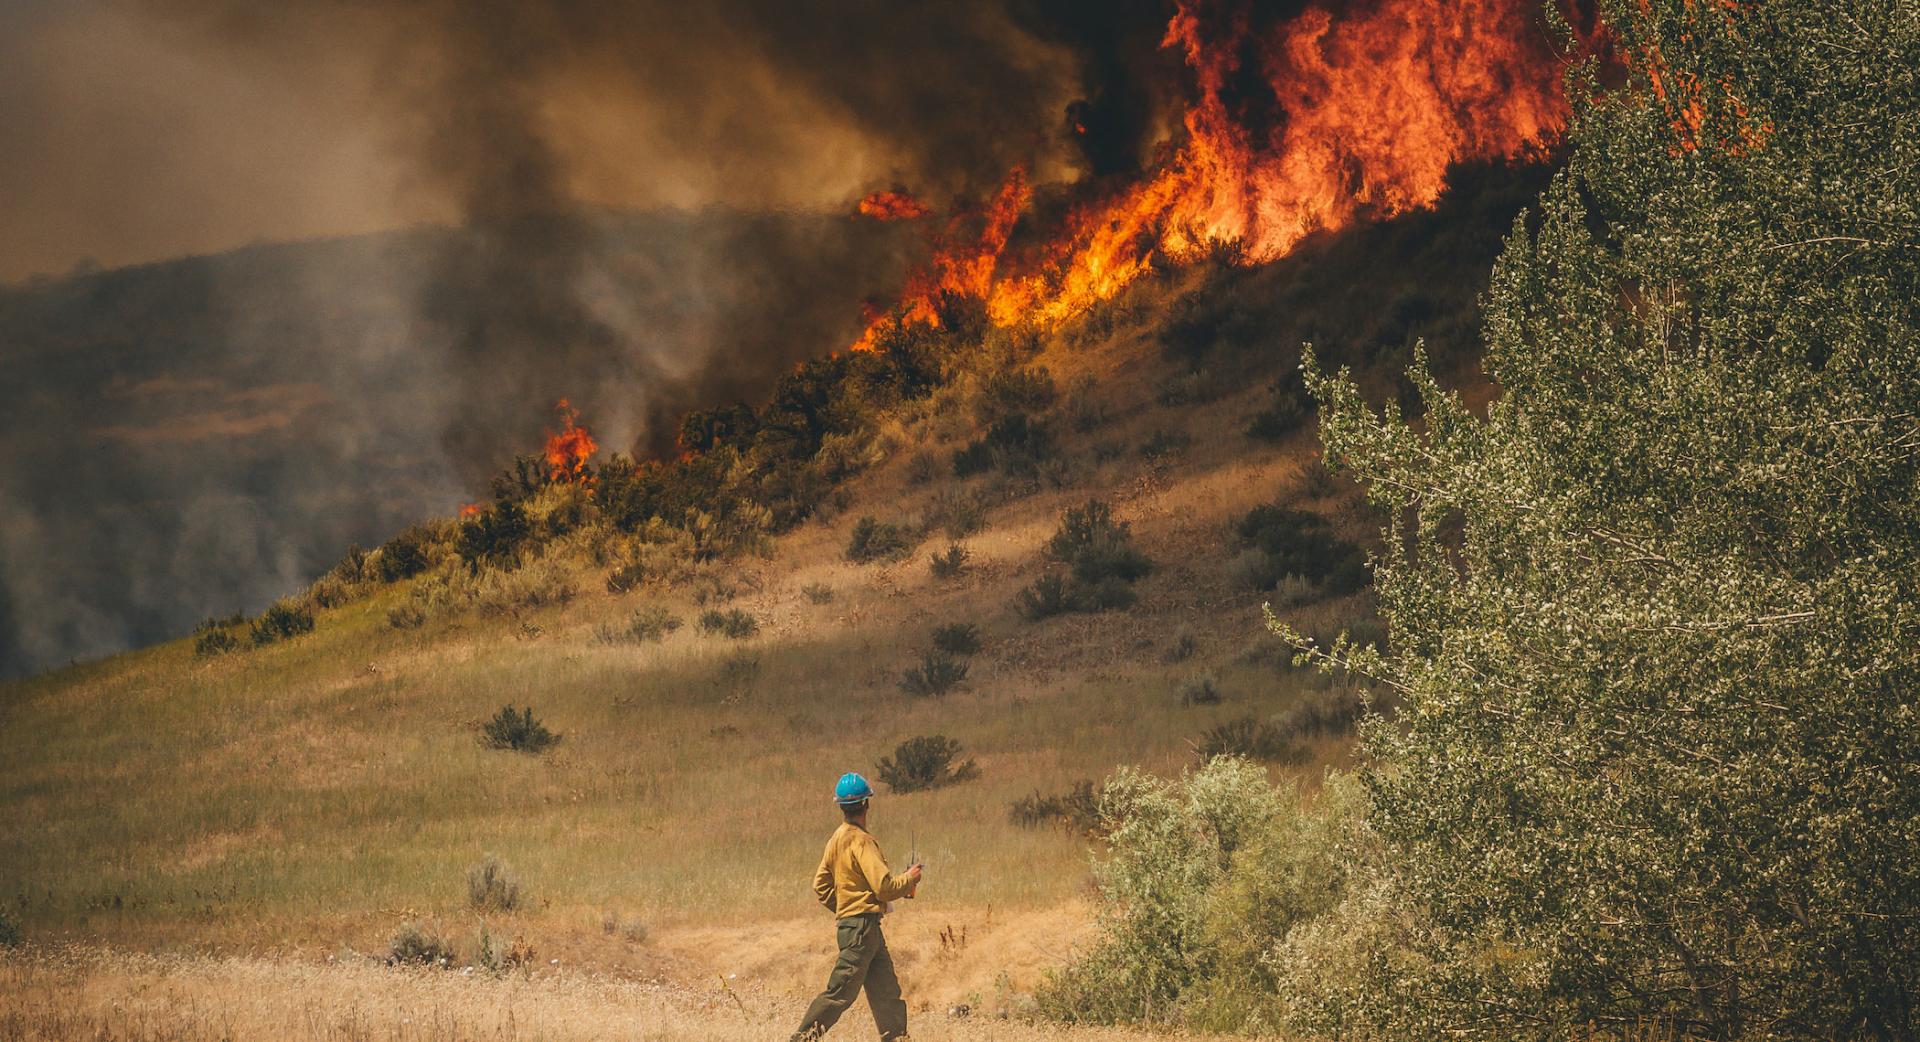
left=906, top=863, right=924, bottom=884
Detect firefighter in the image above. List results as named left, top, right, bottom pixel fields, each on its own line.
left=790, top=772, right=923, bottom=1042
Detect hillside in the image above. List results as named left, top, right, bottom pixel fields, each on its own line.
left=0, top=209, right=915, bottom=680
left=0, top=162, right=1547, bottom=1025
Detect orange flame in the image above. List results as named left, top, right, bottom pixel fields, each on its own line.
left=853, top=0, right=1576, bottom=348
left=458, top=502, right=483, bottom=518
left=543, top=399, right=598, bottom=483
left=858, top=190, right=932, bottom=221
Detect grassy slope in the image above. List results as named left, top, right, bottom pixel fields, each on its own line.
left=0, top=162, right=1541, bottom=1006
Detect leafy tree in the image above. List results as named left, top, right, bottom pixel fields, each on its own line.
left=1277, top=3, right=1920, bottom=1038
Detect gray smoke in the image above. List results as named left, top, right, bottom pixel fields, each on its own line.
left=0, top=0, right=1202, bottom=677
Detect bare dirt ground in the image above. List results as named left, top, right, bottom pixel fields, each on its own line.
left=0, top=944, right=1219, bottom=1042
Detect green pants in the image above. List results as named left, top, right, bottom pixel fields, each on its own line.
left=791, top=914, right=907, bottom=1041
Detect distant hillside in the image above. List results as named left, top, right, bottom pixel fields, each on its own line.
left=0, top=210, right=913, bottom=678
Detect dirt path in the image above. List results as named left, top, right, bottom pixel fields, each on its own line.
left=0, top=946, right=1216, bottom=1042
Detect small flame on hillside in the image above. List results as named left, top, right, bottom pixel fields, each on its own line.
left=855, top=0, right=1577, bottom=348
left=544, top=399, right=598, bottom=482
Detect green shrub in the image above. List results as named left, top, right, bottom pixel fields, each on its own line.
left=471, top=558, right=575, bottom=617
left=193, top=619, right=241, bottom=656
left=931, top=622, right=982, bottom=656
left=249, top=600, right=314, bottom=646
left=1016, top=501, right=1153, bottom=620
left=953, top=412, right=1054, bottom=479
left=801, top=582, right=835, bottom=604
left=1180, top=674, right=1222, bottom=706
left=697, top=608, right=759, bottom=639
left=876, top=735, right=979, bottom=793
left=387, top=921, right=457, bottom=967
left=1245, top=374, right=1313, bottom=442
left=1164, top=626, right=1199, bottom=663
left=1034, top=759, right=1285, bottom=1025
left=480, top=705, right=559, bottom=754
left=974, top=367, right=1057, bottom=424
left=605, top=559, right=648, bottom=594
left=594, top=606, right=682, bottom=645
left=0, top=909, right=21, bottom=948
left=456, top=499, right=532, bottom=568
left=386, top=604, right=427, bottom=630
left=1231, top=505, right=1365, bottom=595
left=1016, top=572, right=1075, bottom=620
left=904, top=451, right=940, bottom=486
left=467, top=855, right=522, bottom=911
left=476, top=923, right=536, bottom=974
left=1267, top=686, right=1365, bottom=744
left=929, top=543, right=970, bottom=580
left=305, top=574, right=352, bottom=609
left=1138, top=429, right=1192, bottom=460
left=846, top=516, right=914, bottom=563
left=900, top=650, right=969, bottom=697
left=1010, top=780, right=1103, bottom=835
left=1046, top=500, right=1151, bottom=584
left=927, top=489, right=988, bottom=538
left=1197, top=716, right=1297, bottom=764
left=375, top=526, right=436, bottom=582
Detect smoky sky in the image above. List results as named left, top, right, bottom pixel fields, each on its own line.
left=0, top=0, right=1210, bottom=678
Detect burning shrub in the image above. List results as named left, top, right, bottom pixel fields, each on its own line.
left=900, top=650, right=969, bottom=698
left=953, top=412, right=1054, bottom=479
left=931, top=622, right=981, bottom=657
left=1010, top=780, right=1103, bottom=835
left=846, top=516, right=914, bottom=563
left=387, top=921, right=458, bottom=968
left=467, top=855, right=522, bottom=912
left=374, top=525, right=437, bottom=583
left=249, top=600, right=314, bottom=647
left=1231, top=505, right=1366, bottom=596
left=480, top=705, right=559, bottom=754
left=594, top=606, right=682, bottom=645
left=697, top=608, right=759, bottom=639
left=876, top=735, right=979, bottom=794
left=929, top=543, right=970, bottom=581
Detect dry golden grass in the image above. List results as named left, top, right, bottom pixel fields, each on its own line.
left=0, top=282, right=1383, bottom=1002
left=0, top=945, right=1226, bottom=1042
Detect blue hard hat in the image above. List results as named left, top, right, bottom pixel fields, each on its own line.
left=834, top=772, right=874, bottom=805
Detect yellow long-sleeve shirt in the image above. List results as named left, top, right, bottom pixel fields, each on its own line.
left=813, top=822, right=915, bottom=918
